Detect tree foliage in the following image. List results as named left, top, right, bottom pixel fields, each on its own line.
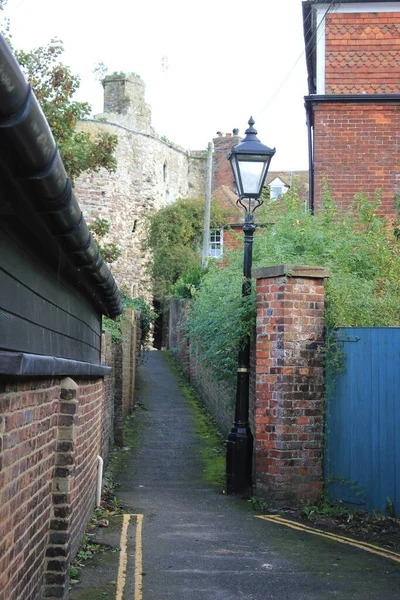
left=0, top=3, right=117, bottom=184
left=88, top=217, right=121, bottom=264
left=15, top=40, right=117, bottom=184
left=144, top=198, right=227, bottom=303
left=186, top=187, right=400, bottom=385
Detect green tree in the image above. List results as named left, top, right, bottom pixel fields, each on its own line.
left=144, top=198, right=227, bottom=303
left=0, top=3, right=117, bottom=184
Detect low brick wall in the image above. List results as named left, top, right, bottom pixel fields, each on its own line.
left=0, top=313, right=140, bottom=600
left=189, top=357, right=234, bottom=438
left=169, top=298, right=235, bottom=437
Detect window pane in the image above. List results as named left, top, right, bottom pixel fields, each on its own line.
left=209, top=228, right=223, bottom=257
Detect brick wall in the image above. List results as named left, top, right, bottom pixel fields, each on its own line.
left=212, top=134, right=240, bottom=192
left=325, top=11, right=400, bottom=94
left=189, top=358, right=235, bottom=438
left=69, top=380, right=104, bottom=557
left=168, top=298, right=235, bottom=435
left=252, top=265, right=329, bottom=504
left=0, top=379, right=59, bottom=600
left=101, top=332, right=114, bottom=464
left=313, top=102, right=400, bottom=217
left=0, top=315, right=141, bottom=599
left=122, top=308, right=137, bottom=416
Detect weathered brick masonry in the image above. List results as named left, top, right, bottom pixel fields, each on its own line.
left=252, top=265, right=329, bottom=504
left=0, top=379, right=59, bottom=600
left=307, top=6, right=400, bottom=216
left=169, top=298, right=235, bottom=436
left=313, top=102, right=400, bottom=216
left=0, top=315, right=140, bottom=600
left=0, top=377, right=111, bottom=600
left=212, top=133, right=240, bottom=193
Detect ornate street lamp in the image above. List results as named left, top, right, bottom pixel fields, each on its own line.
left=226, top=117, right=275, bottom=495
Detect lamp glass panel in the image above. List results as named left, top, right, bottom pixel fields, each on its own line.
left=230, top=156, right=241, bottom=195
left=237, top=159, right=265, bottom=195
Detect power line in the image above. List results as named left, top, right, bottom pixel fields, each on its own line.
left=256, top=0, right=342, bottom=118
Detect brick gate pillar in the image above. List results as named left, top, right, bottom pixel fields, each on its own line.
left=252, top=265, right=330, bottom=505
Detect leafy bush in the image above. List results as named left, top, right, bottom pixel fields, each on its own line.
left=172, top=265, right=209, bottom=299
left=254, top=188, right=400, bottom=328
left=103, top=295, right=156, bottom=359
left=187, top=260, right=256, bottom=385
left=185, top=187, right=400, bottom=385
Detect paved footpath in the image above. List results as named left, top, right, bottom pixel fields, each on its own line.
left=72, top=351, right=400, bottom=600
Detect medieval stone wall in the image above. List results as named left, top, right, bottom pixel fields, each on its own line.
left=75, top=77, right=207, bottom=298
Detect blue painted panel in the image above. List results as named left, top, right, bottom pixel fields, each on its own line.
left=325, top=328, right=400, bottom=515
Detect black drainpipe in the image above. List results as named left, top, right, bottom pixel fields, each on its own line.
left=305, top=98, right=314, bottom=215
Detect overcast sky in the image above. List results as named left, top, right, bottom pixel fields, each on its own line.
left=2, top=0, right=310, bottom=170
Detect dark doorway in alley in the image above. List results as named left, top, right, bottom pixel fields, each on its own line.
left=153, top=299, right=163, bottom=350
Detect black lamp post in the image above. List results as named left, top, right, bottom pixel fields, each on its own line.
left=226, top=117, right=275, bottom=495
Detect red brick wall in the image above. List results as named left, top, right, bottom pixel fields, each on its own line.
left=313, top=102, right=400, bottom=217
left=0, top=380, right=59, bottom=600
left=252, top=265, right=329, bottom=504
left=101, top=332, right=115, bottom=464
left=188, top=358, right=234, bottom=437
left=223, top=227, right=242, bottom=254
left=122, top=308, right=137, bottom=416
left=212, top=135, right=240, bottom=192
left=0, top=316, right=141, bottom=599
left=169, top=298, right=235, bottom=435
left=325, top=12, right=400, bottom=94
left=69, top=380, right=103, bottom=557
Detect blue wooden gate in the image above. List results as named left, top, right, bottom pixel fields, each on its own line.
left=325, top=327, right=400, bottom=515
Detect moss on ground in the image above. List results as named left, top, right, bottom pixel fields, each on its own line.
left=162, top=352, right=225, bottom=487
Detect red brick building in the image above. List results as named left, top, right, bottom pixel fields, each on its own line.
left=303, top=0, right=400, bottom=216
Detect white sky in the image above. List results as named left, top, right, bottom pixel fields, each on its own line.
left=2, top=0, right=310, bottom=170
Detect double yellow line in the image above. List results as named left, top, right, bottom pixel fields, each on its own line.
left=116, top=514, right=144, bottom=600
left=256, top=514, right=400, bottom=563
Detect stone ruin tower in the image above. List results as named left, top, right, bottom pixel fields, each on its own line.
left=102, top=74, right=153, bottom=133
left=75, top=74, right=207, bottom=301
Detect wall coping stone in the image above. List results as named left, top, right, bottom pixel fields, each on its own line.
left=252, top=264, right=330, bottom=280
left=0, top=351, right=111, bottom=376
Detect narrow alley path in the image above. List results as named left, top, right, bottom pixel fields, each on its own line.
left=72, top=351, right=400, bottom=599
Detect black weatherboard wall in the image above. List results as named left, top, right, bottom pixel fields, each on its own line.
left=0, top=223, right=102, bottom=364
left=0, top=33, right=122, bottom=376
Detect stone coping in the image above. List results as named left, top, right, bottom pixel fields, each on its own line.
left=252, top=265, right=331, bottom=280
left=0, top=351, right=111, bottom=377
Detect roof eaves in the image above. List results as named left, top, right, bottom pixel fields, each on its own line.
left=0, top=34, right=122, bottom=318
left=302, top=1, right=316, bottom=95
